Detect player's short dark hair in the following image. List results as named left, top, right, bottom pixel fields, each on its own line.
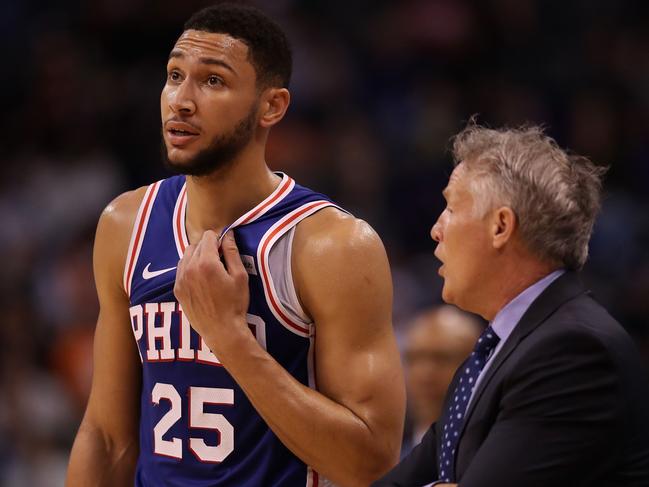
left=184, top=3, right=292, bottom=89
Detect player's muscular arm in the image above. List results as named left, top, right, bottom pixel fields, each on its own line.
left=175, top=209, right=405, bottom=487
left=66, top=188, right=146, bottom=486
left=291, top=211, right=406, bottom=482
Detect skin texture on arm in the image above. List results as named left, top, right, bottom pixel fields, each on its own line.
left=66, top=188, right=146, bottom=486
left=174, top=208, right=406, bottom=487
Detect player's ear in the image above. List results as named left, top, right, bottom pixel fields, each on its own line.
left=258, top=87, right=290, bottom=128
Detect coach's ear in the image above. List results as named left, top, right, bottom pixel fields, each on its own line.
left=491, top=206, right=516, bottom=250
left=258, top=88, right=290, bottom=128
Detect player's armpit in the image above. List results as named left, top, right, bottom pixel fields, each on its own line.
left=293, top=208, right=406, bottom=484
left=67, top=188, right=146, bottom=486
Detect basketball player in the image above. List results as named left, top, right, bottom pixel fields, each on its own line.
left=66, top=4, right=405, bottom=486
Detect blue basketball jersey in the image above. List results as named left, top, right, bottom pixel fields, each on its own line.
left=124, top=173, right=338, bottom=486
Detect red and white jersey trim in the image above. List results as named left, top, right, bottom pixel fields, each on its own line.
left=257, top=200, right=338, bottom=338
left=307, top=466, right=335, bottom=486
left=226, top=173, right=295, bottom=231
left=307, top=466, right=319, bottom=487
left=173, top=183, right=189, bottom=257
left=123, top=181, right=162, bottom=297
left=173, top=173, right=295, bottom=257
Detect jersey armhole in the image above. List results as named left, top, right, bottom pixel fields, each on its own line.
left=257, top=200, right=342, bottom=337
left=268, top=226, right=311, bottom=325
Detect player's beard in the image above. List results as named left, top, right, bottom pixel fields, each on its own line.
left=162, top=103, right=258, bottom=177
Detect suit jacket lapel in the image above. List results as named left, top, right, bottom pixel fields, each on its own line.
left=457, top=272, right=588, bottom=441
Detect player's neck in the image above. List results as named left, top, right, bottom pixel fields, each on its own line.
left=183, top=150, right=280, bottom=243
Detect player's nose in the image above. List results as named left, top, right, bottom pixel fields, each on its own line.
left=168, top=79, right=197, bottom=115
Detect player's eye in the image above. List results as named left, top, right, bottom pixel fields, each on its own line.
left=167, top=70, right=182, bottom=83
left=207, top=75, right=223, bottom=87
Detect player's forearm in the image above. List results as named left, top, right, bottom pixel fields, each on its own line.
left=67, top=423, right=138, bottom=487
left=215, top=332, right=396, bottom=486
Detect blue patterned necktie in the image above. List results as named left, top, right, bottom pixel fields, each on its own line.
left=437, top=325, right=500, bottom=482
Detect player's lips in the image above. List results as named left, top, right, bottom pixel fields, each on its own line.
left=165, top=121, right=200, bottom=147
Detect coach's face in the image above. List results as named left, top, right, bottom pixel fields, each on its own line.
left=431, top=163, right=494, bottom=315
left=161, top=30, right=259, bottom=168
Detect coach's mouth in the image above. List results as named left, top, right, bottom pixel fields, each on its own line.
left=434, top=251, right=445, bottom=276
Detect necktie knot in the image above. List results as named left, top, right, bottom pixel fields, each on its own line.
left=473, top=325, right=500, bottom=360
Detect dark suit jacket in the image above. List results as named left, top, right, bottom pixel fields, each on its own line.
left=374, top=272, right=649, bottom=486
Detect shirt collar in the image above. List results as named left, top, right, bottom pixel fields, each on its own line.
left=490, top=269, right=565, bottom=342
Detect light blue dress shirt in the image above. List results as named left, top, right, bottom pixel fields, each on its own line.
left=424, top=269, right=565, bottom=487
left=467, top=269, right=564, bottom=409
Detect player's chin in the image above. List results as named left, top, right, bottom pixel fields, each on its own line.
left=165, top=145, right=199, bottom=164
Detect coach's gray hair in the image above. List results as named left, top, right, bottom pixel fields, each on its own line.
left=451, top=120, right=606, bottom=270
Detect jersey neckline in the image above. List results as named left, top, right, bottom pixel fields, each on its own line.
left=172, top=172, right=295, bottom=258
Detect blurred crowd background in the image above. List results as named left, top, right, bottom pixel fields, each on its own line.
left=1, top=0, right=648, bottom=484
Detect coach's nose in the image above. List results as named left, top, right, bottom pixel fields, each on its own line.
left=430, top=217, right=443, bottom=243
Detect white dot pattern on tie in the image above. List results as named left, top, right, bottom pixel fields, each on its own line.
left=437, top=325, right=500, bottom=482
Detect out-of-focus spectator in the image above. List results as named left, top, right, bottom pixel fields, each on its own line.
left=401, top=305, right=481, bottom=455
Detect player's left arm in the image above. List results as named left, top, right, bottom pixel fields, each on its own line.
left=174, top=209, right=405, bottom=487
left=293, top=209, right=406, bottom=482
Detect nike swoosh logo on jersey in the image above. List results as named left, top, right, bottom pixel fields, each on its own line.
left=142, top=263, right=177, bottom=280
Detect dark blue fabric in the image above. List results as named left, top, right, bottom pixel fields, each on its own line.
left=437, top=325, right=500, bottom=482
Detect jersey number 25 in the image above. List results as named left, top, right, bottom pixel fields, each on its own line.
left=153, top=383, right=234, bottom=462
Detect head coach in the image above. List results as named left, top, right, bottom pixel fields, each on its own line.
left=373, top=121, right=649, bottom=487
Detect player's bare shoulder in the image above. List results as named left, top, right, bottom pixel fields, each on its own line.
left=293, top=207, right=387, bottom=261
left=94, top=186, right=149, bottom=295
left=98, top=187, right=148, bottom=236
left=292, top=207, right=392, bottom=319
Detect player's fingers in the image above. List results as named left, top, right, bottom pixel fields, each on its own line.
left=200, top=229, right=220, bottom=249
left=192, top=233, right=207, bottom=260
left=175, top=244, right=195, bottom=300
left=179, top=243, right=196, bottom=270
left=198, top=229, right=222, bottom=264
left=220, top=231, right=247, bottom=282
left=176, top=244, right=193, bottom=285
left=192, top=230, right=227, bottom=280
